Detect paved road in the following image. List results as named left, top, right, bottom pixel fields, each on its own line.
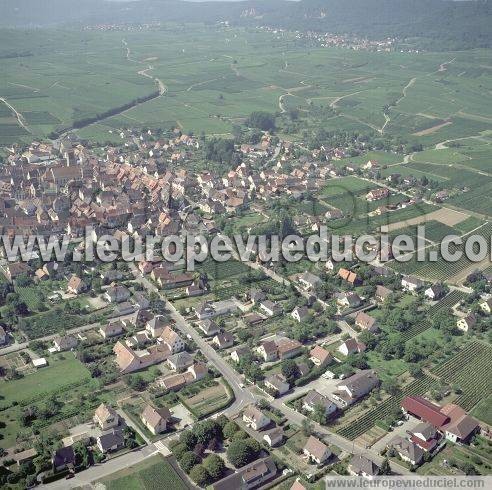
left=129, top=262, right=255, bottom=415
left=0, top=322, right=100, bottom=356
left=45, top=444, right=159, bottom=489
left=44, top=263, right=257, bottom=488
left=211, top=236, right=412, bottom=474
left=269, top=397, right=412, bottom=475
left=42, top=240, right=408, bottom=486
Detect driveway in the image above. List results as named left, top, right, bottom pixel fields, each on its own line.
left=116, top=408, right=151, bottom=445
left=171, top=403, right=194, bottom=430
left=372, top=417, right=421, bottom=453
left=281, top=377, right=340, bottom=404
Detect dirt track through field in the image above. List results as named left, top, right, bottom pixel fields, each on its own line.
left=0, top=97, right=30, bottom=133
left=413, top=120, right=452, bottom=136
left=278, top=82, right=313, bottom=113
left=451, top=256, right=492, bottom=284
left=381, top=207, right=469, bottom=232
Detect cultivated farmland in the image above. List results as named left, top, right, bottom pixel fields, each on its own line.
left=432, top=341, right=492, bottom=411
left=389, top=222, right=492, bottom=282
left=427, top=290, right=467, bottom=315
left=1, top=28, right=492, bottom=146
left=336, top=374, right=438, bottom=440
left=98, top=455, right=190, bottom=490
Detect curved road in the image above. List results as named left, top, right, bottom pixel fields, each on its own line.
left=129, top=262, right=255, bottom=415
left=134, top=231, right=410, bottom=474
left=0, top=96, right=30, bottom=133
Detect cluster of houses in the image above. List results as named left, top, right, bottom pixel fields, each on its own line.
left=50, top=399, right=175, bottom=476
left=196, top=144, right=338, bottom=212
left=1, top=132, right=220, bottom=254
left=402, top=275, right=491, bottom=332
left=2, top=121, right=491, bottom=488
left=51, top=403, right=127, bottom=475
left=386, top=396, right=481, bottom=466
left=242, top=406, right=285, bottom=447
left=286, top=452, right=383, bottom=490
left=50, top=310, right=190, bottom=370
left=111, top=316, right=208, bottom=391
left=296, top=369, right=380, bottom=422
left=239, top=402, right=382, bottom=481
left=283, top=28, right=398, bottom=53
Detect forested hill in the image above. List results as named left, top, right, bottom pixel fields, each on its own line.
left=0, top=0, right=490, bottom=49
left=260, top=0, right=492, bottom=50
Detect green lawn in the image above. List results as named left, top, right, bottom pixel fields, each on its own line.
left=98, top=455, right=189, bottom=490
left=471, top=395, right=492, bottom=425
left=334, top=150, right=404, bottom=168
left=0, top=404, right=23, bottom=448
left=365, top=351, right=409, bottom=381
left=0, top=355, right=91, bottom=406
left=231, top=212, right=267, bottom=230
left=417, top=439, right=492, bottom=476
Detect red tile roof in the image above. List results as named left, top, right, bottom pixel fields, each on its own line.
left=410, top=434, right=438, bottom=452
left=402, top=396, right=449, bottom=427
left=440, top=403, right=480, bottom=440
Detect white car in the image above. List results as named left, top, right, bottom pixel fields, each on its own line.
left=322, top=370, right=336, bottom=379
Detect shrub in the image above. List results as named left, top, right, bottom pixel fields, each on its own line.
left=223, top=421, right=240, bottom=440
left=203, top=454, right=225, bottom=480
left=170, top=442, right=188, bottom=460
left=179, top=430, right=197, bottom=450
left=179, top=451, right=200, bottom=474
left=189, top=464, right=209, bottom=486
left=226, top=439, right=259, bottom=468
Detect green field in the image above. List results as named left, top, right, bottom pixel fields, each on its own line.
left=472, top=396, right=492, bottom=426
left=98, top=455, right=189, bottom=490
left=432, top=341, right=492, bottom=412
left=0, top=354, right=93, bottom=447
left=454, top=216, right=485, bottom=234
left=389, top=221, right=492, bottom=281
left=334, top=150, right=404, bottom=168
left=417, top=439, right=492, bottom=476
left=0, top=355, right=91, bottom=406
left=1, top=26, right=491, bottom=145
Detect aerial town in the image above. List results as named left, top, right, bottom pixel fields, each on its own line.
left=0, top=123, right=490, bottom=489
left=0, top=0, right=491, bottom=488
